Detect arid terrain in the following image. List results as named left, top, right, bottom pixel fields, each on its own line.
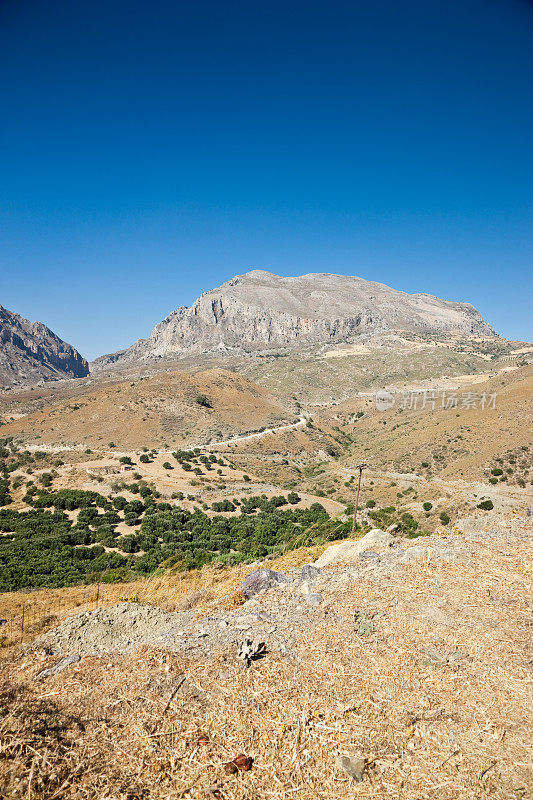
left=0, top=274, right=531, bottom=799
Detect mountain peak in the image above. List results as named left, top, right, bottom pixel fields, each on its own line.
left=0, top=305, right=89, bottom=388
left=93, top=271, right=498, bottom=368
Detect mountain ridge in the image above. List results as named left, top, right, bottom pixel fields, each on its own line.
left=93, top=270, right=498, bottom=368
left=0, top=305, right=89, bottom=388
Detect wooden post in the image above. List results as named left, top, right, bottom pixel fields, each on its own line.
left=351, top=463, right=368, bottom=535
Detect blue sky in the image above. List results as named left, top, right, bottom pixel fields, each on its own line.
left=1, top=0, right=532, bottom=360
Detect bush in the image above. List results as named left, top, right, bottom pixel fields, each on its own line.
left=139, top=454, right=150, bottom=463
left=477, top=499, right=494, bottom=511
left=365, top=499, right=376, bottom=508
left=195, top=394, right=212, bottom=408
left=439, top=511, right=450, bottom=525
left=287, top=492, right=300, bottom=504
left=491, top=467, right=503, bottom=476
left=119, top=456, right=132, bottom=465
left=162, top=462, right=173, bottom=470
left=0, top=486, right=348, bottom=591
left=211, top=499, right=235, bottom=512
left=422, top=502, right=433, bottom=511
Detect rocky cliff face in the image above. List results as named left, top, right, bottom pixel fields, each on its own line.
left=0, top=305, right=89, bottom=387
left=94, top=270, right=497, bottom=367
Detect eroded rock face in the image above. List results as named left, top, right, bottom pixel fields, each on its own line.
left=0, top=305, right=89, bottom=387
left=313, top=529, right=395, bottom=568
left=93, top=270, right=497, bottom=367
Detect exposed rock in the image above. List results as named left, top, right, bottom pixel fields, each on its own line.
left=300, top=564, right=322, bottom=582
left=242, top=568, right=291, bottom=599
left=314, top=529, right=394, bottom=567
left=336, top=754, right=366, bottom=782
left=0, top=305, right=89, bottom=387
left=303, top=593, right=323, bottom=608
left=35, top=654, right=81, bottom=681
left=93, top=270, right=497, bottom=367
left=358, top=550, right=380, bottom=561
left=401, top=545, right=459, bottom=563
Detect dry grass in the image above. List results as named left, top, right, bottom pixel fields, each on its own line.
left=0, top=530, right=532, bottom=799
left=0, top=368, right=290, bottom=450
left=327, top=366, right=533, bottom=481
left=0, top=543, right=330, bottom=651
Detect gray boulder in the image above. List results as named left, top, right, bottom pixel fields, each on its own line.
left=300, top=564, right=322, bottom=582
left=242, top=568, right=290, bottom=599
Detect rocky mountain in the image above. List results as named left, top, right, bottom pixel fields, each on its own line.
left=94, top=270, right=498, bottom=368
left=0, top=305, right=89, bottom=388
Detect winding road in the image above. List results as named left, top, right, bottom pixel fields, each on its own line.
left=200, top=415, right=307, bottom=449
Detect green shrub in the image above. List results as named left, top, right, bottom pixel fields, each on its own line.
left=439, top=511, right=450, bottom=525
left=491, top=467, right=503, bottom=476
left=422, top=502, right=433, bottom=511
left=477, top=499, right=494, bottom=511
left=195, top=394, right=212, bottom=408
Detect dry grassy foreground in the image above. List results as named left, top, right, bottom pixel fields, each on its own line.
left=0, top=528, right=532, bottom=800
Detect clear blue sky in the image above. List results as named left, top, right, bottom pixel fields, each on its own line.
left=1, top=0, right=532, bottom=360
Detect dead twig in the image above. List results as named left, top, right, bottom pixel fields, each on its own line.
left=149, top=674, right=186, bottom=735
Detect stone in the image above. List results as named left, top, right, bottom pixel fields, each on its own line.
left=313, top=529, right=394, bottom=568
left=300, top=564, right=321, bottom=582
left=336, top=754, right=366, bottom=781
left=35, top=654, right=81, bottom=681
left=358, top=550, right=380, bottom=561
left=401, top=545, right=428, bottom=562
left=401, top=546, right=458, bottom=563
left=304, top=593, right=322, bottom=608
left=242, top=568, right=290, bottom=599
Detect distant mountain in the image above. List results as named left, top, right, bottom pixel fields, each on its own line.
left=0, top=305, right=89, bottom=388
left=94, top=270, right=498, bottom=369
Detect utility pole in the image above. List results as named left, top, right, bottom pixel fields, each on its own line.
left=351, top=462, right=368, bottom=535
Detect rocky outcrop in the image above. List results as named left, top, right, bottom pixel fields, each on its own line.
left=313, top=529, right=395, bottom=567
left=93, top=270, right=498, bottom=368
left=0, top=305, right=89, bottom=388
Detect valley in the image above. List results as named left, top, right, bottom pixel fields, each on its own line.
left=0, top=272, right=531, bottom=800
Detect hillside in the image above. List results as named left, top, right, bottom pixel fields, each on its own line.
left=0, top=305, right=89, bottom=388
left=1, top=514, right=531, bottom=799
left=321, top=365, right=533, bottom=483
left=0, top=368, right=293, bottom=450
left=93, top=270, right=498, bottom=367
